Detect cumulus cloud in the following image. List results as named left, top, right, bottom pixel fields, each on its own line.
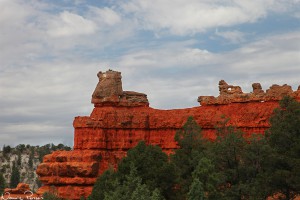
left=120, top=0, right=286, bottom=35
left=47, top=11, right=97, bottom=37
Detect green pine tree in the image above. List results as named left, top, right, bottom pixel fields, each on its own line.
left=187, top=178, right=205, bottom=200
left=265, top=96, right=300, bottom=200
left=10, top=161, right=20, bottom=188
left=190, top=157, right=223, bottom=199
left=117, top=141, right=176, bottom=199
left=88, top=168, right=117, bottom=200
left=28, top=151, right=34, bottom=168
left=0, top=173, right=6, bottom=195
left=171, top=116, right=208, bottom=199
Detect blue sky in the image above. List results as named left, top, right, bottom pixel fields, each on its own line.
left=0, top=0, right=299, bottom=147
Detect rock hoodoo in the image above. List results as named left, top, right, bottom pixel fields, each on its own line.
left=36, top=70, right=300, bottom=199
left=91, top=70, right=149, bottom=107
left=198, top=80, right=300, bottom=105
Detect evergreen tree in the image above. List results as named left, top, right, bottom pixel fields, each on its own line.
left=0, top=173, right=6, bottom=195
left=241, top=134, right=274, bottom=199
left=171, top=116, right=207, bottom=199
left=103, top=165, right=165, bottom=200
left=10, top=161, right=20, bottom=188
left=88, top=168, right=116, bottom=200
left=28, top=151, right=34, bottom=168
left=117, top=141, right=176, bottom=199
left=189, top=157, right=223, bottom=199
left=207, top=116, right=274, bottom=200
left=211, top=121, right=246, bottom=199
left=187, top=178, right=205, bottom=200
left=2, top=145, right=11, bottom=158
left=88, top=141, right=173, bottom=200
left=17, top=152, right=21, bottom=166
left=265, top=96, right=300, bottom=199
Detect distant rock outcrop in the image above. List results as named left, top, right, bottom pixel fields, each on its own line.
left=198, top=80, right=300, bottom=105
left=3, top=183, right=42, bottom=200
left=36, top=70, right=300, bottom=199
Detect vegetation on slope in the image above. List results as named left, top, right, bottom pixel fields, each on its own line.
left=0, top=143, right=71, bottom=192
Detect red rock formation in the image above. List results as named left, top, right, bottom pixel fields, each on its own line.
left=36, top=70, right=300, bottom=199
left=198, top=80, right=300, bottom=105
left=3, top=183, right=42, bottom=200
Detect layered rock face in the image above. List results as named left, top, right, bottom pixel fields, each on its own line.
left=36, top=70, right=300, bottom=199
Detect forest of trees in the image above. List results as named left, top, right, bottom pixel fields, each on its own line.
left=87, top=96, right=300, bottom=200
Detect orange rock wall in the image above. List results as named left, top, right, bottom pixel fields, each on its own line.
left=36, top=70, right=300, bottom=200
left=37, top=101, right=280, bottom=199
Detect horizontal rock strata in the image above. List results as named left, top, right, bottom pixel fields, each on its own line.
left=36, top=70, right=300, bottom=199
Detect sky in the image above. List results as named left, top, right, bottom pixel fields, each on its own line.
left=0, top=0, right=300, bottom=147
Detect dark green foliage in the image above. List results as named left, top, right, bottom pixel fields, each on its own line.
left=207, top=117, right=277, bottom=200
left=10, top=161, right=20, bottom=188
left=17, top=152, right=21, bottom=166
left=117, top=141, right=176, bottom=199
left=0, top=173, right=6, bottom=195
left=36, top=177, right=42, bottom=188
left=2, top=145, right=11, bottom=155
left=241, top=134, right=274, bottom=199
left=265, top=96, right=300, bottom=199
left=15, top=144, right=26, bottom=153
left=28, top=151, right=34, bottom=168
left=104, top=165, right=165, bottom=200
left=189, top=157, right=223, bottom=200
left=211, top=120, right=247, bottom=199
left=43, top=192, right=64, bottom=200
left=171, top=116, right=208, bottom=199
left=187, top=178, right=205, bottom=200
left=88, top=141, right=173, bottom=200
left=88, top=168, right=116, bottom=200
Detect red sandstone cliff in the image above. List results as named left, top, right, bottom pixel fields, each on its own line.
left=36, top=70, right=300, bottom=200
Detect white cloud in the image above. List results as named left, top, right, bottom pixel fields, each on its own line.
left=88, top=6, right=122, bottom=26
left=120, top=0, right=281, bottom=35
left=47, top=11, right=97, bottom=37
left=226, top=31, right=300, bottom=74
left=215, top=29, right=245, bottom=44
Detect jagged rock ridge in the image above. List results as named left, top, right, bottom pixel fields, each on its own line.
left=36, top=70, right=300, bottom=199
left=198, top=80, right=300, bottom=105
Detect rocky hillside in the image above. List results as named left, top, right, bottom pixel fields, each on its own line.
left=0, top=143, right=71, bottom=192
